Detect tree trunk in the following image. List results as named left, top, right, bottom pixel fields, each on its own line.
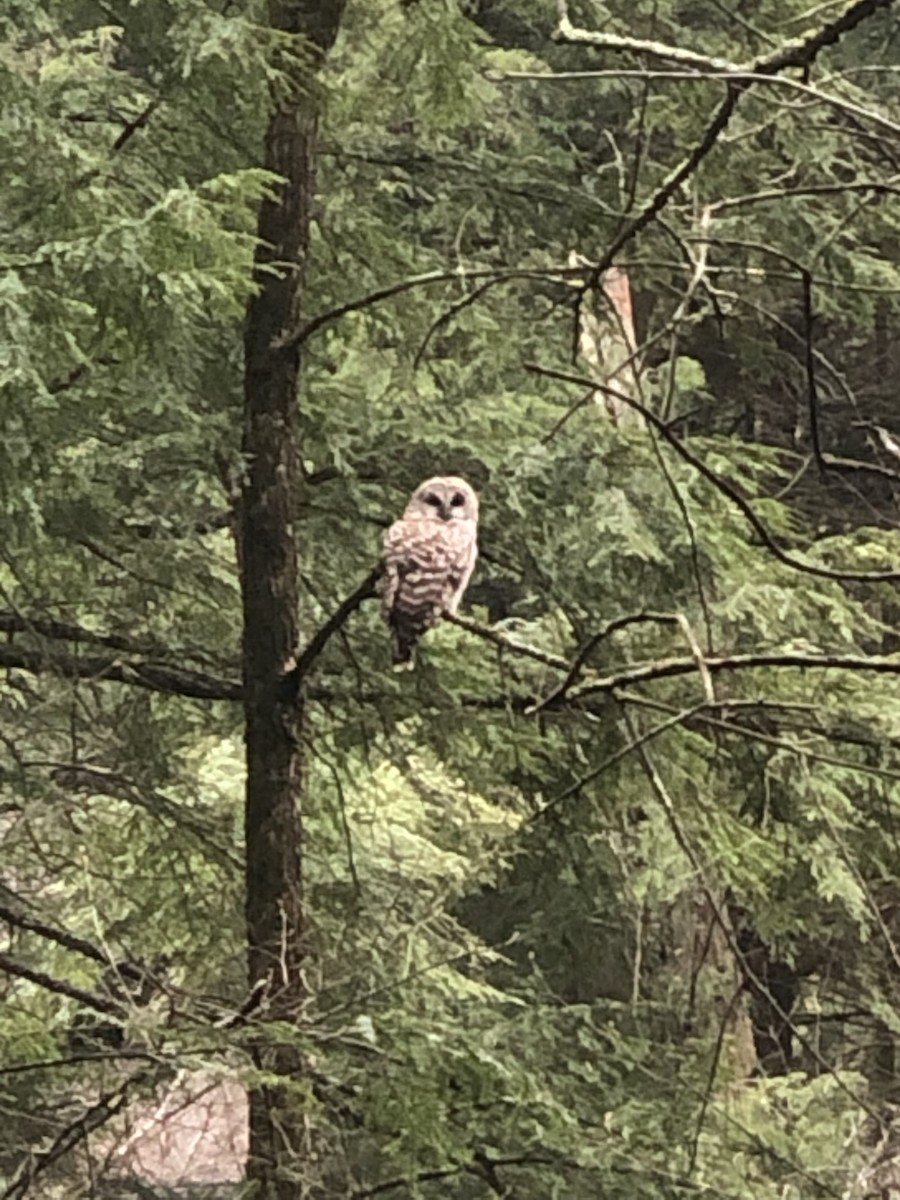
left=240, top=3, right=347, bottom=1195
left=569, top=256, right=644, bottom=428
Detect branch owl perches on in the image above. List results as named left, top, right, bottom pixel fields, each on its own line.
left=380, top=476, right=479, bottom=668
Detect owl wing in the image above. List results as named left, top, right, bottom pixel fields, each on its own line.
left=381, top=518, right=450, bottom=619
left=380, top=520, right=406, bottom=616
left=441, top=522, right=478, bottom=615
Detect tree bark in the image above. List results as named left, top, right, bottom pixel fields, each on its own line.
left=240, top=3, right=347, bottom=1195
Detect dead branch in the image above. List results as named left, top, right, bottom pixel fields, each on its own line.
left=555, top=0, right=892, bottom=75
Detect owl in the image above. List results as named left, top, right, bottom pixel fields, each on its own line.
left=381, top=476, right=479, bottom=668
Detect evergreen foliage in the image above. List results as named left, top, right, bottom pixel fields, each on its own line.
left=2, top=0, right=900, bottom=1196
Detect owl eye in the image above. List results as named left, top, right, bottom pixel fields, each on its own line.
left=450, top=492, right=465, bottom=507
left=423, top=493, right=441, bottom=507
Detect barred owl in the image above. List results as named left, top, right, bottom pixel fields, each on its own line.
left=381, top=476, right=479, bottom=668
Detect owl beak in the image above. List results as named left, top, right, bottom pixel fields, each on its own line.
left=438, top=503, right=451, bottom=521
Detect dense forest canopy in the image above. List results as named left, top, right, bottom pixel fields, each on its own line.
left=3, top=0, right=900, bottom=1196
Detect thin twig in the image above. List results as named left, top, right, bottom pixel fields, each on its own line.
left=0, top=610, right=205, bottom=663
left=586, top=84, right=741, bottom=294
left=555, top=0, right=893, bottom=76
left=686, top=982, right=746, bottom=1178
left=529, top=611, right=680, bottom=712
left=537, top=698, right=707, bottom=813
left=413, top=280, right=497, bottom=370
left=524, top=361, right=900, bottom=582
left=801, top=269, right=827, bottom=474
left=110, top=98, right=161, bottom=154
left=500, top=69, right=900, bottom=141
left=444, top=612, right=572, bottom=671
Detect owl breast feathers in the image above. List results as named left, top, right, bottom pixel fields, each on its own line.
left=381, top=476, right=479, bottom=668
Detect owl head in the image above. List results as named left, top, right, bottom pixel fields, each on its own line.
left=404, top=476, right=478, bottom=523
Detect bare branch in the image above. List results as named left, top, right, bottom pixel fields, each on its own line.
left=444, top=613, right=572, bottom=672
left=762, top=0, right=894, bottom=73
left=350, top=1164, right=470, bottom=1199
left=554, top=18, right=741, bottom=71
left=350, top=1155, right=556, bottom=1200
left=499, top=70, right=900, bottom=140
left=583, top=85, right=740, bottom=293
left=111, top=98, right=161, bottom=154
left=7, top=601, right=900, bottom=723
left=570, top=650, right=900, bottom=703
left=274, top=264, right=592, bottom=352
left=0, top=644, right=241, bottom=701
left=291, top=567, right=383, bottom=683
left=709, top=179, right=900, bottom=214
left=0, top=610, right=205, bottom=661
left=49, top=764, right=240, bottom=866
left=0, top=952, right=123, bottom=1017
left=0, top=903, right=145, bottom=984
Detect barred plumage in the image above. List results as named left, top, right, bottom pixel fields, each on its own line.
left=381, top=476, right=479, bottom=668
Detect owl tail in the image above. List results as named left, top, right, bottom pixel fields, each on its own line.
left=389, top=603, right=437, bottom=671
left=390, top=630, right=418, bottom=671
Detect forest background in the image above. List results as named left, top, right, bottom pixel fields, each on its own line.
left=3, top=0, right=900, bottom=1197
